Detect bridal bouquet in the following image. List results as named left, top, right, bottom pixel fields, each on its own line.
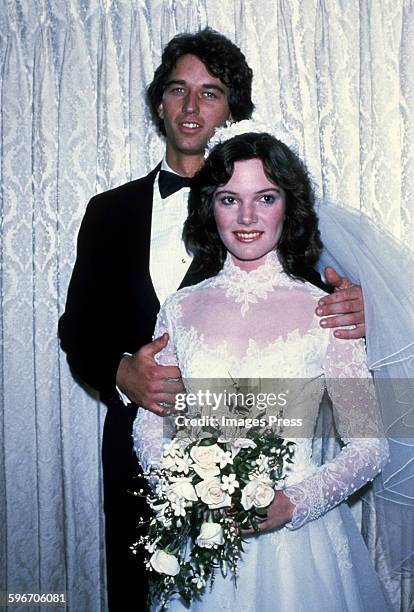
left=132, top=432, right=295, bottom=609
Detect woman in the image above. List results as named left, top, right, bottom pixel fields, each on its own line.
left=133, top=124, right=392, bottom=611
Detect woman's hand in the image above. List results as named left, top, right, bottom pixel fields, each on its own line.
left=241, top=490, right=295, bottom=536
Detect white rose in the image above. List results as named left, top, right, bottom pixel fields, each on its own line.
left=168, top=479, right=198, bottom=502
left=241, top=480, right=275, bottom=511
left=190, top=444, right=222, bottom=479
left=149, top=550, right=180, bottom=576
left=195, top=478, right=232, bottom=509
left=231, top=438, right=257, bottom=457
left=196, top=522, right=224, bottom=548
left=194, top=465, right=222, bottom=480
left=193, top=464, right=221, bottom=480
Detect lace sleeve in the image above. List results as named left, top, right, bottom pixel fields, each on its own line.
left=285, top=333, right=389, bottom=530
left=132, top=297, right=178, bottom=473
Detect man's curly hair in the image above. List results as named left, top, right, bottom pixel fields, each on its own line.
left=184, top=133, right=323, bottom=279
left=147, top=28, right=254, bottom=135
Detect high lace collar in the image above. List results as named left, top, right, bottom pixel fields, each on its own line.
left=221, top=249, right=285, bottom=278
left=213, top=251, right=292, bottom=316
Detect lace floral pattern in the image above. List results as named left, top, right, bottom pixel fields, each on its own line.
left=133, top=252, right=389, bottom=530
left=211, top=251, right=294, bottom=316
left=327, top=521, right=353, bottom=574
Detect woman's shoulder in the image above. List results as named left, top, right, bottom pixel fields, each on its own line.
left=161, top=277, right=217, bottom=309
left=301, top=280, right=329, bottom=301
left=286, top=274, right=329, bottom=304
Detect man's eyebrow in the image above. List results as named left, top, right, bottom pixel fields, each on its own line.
left=202, top=83, right=226, bottom=94
left=164, top=79, right=226, bottom=94
left=165, top=79, right=186, bottom=88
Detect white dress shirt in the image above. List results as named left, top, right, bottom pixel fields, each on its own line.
left=149, top=158, right=193, bottom=305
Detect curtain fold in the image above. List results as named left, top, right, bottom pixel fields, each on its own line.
left=1, top=1, right=412, bottom=610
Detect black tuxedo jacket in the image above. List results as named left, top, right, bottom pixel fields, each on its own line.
left=58, top=164, right=209, bottom=405
left=58, top=166, right=213, bottom=602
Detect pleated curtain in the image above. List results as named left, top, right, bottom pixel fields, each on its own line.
left=1, top=1, right=413, bottom=610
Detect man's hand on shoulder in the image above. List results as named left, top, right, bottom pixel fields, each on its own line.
left=315, top=267, right=365, bottom=340
left=116, top=333, right=184, bottom=415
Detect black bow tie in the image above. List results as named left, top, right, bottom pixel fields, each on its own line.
left=158, top=169, right=193, bottom=199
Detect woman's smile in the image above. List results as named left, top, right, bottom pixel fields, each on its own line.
left=214, top=158, right=286, bottom=271
left=233, top=230, right=264, bottom=242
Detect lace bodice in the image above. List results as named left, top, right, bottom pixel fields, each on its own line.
left=133, top=252, right=389, bottom=528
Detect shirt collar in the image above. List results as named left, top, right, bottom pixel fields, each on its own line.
left=161, top=155, right=179, bottom=174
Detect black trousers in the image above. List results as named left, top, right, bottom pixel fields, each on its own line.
left=102, top=404, right=151, bottom=611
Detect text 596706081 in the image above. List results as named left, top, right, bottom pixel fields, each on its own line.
left=0, top=592, right=66, bottom=606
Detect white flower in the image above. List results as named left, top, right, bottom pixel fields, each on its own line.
left=255, top=454, right=271, bottom=472
left=221, top=473, right=239, bottom=495
left=144, top=536, right=161, bottom=554
left=154, top=479, right=168, bottom=497
left=151, top=500, right=169, bottom=515
left=230, top=438, right=257, bottom=457
left=218, top=450, right=233, bottom=469
left=168, top=479, right=198, bottom=502
left=163, top=440, right=183, bottom=458
left=195, top=478, right=232, bottom=509
left=170, top=497, right=187, bottom=517
left=192, top=574, right=207, bottom=590
left=161, top=454, right=177, bottom=471
left=196, top=522, right=224, bottom=549
left=205, top=119, right=290, bottom=158
left=190, top=444, right=222, bottom=479
left=174, top=453, right=193, bottom=474
left=249, top=471, right=272, bottom=485
left=193, top=464, right=221, bottom=480
left=150, top=550, right=180, bottom=576
left=241, top=480, right=275, bottom=511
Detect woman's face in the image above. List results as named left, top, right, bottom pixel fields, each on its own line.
left=213, top=158, right=286, bottom=271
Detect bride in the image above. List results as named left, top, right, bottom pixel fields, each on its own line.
left=133, top=124, right=393, bottom=611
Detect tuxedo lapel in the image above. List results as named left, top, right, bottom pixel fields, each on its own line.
left=178, top=257, right=210, bottom=290
left=126, top=164, right=161, bottom=319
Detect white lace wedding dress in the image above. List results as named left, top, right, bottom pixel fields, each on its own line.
left=133, top=252, right=392, bottom=612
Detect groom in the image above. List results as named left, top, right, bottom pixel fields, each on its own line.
left=58, top=28, right=365, bottom=610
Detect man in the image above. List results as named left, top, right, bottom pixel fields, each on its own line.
left=58, top=28, right=365, bottom=609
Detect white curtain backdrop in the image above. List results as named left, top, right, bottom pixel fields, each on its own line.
left=1, top=1, right=413, bottom=610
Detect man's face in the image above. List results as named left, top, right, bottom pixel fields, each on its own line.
left=158, top=54, right=232, bottom=163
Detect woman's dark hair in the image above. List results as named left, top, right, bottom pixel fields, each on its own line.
left=147, top=28, right=254, bottom=135
left=184, top=132, right=323, bottom=279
